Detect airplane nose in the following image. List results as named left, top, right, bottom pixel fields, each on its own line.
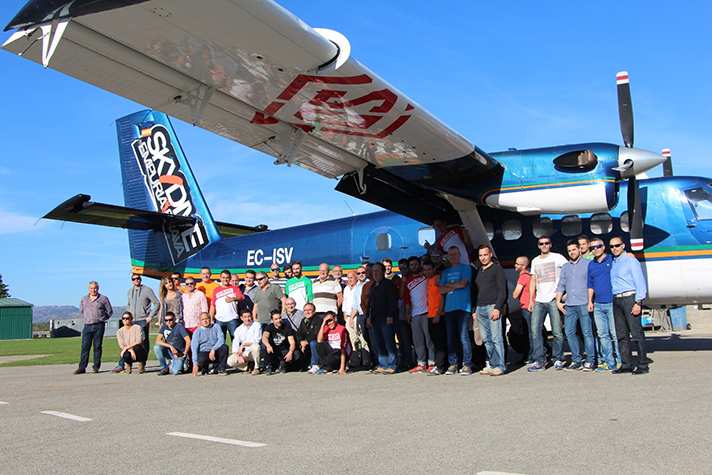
left=618, top=146, right=666, bottom=177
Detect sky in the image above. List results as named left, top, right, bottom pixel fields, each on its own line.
left=0, top=1, right=710, bottom=306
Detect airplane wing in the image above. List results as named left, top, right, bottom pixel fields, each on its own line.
left=3, top=0, right=501, bottom=195
left=44, top=194, right=266, bottom=237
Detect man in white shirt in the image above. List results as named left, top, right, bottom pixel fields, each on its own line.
left=227, top=308, right=263, bottom=375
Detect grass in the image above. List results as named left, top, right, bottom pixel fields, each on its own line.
left=0, top=334, right=159, bottom=367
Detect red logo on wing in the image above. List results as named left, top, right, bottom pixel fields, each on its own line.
left=251, top=74, right=413, bottom=138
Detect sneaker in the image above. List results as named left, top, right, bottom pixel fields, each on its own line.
left=382, top=368, right=396, bottom=375
left=444, top=365, right=458, bottom=375
left=595, top=365, right=608, bottom=372
left=111, top=366, right=124, bottom=373
left=251, top=368, right=261, bottom=375
left=72, top=369, right=86, bottom=375
left=409, top=365, right=426, bottom=373
left=582, top=363, right=595, bottom=372
left=524, top=359, right=535, bottom=365
left=307, top=365, right=320, bottom=374
left=371, top=367, right=385, bottom=374
left=528, top=362, right=546, bottom=372
left=565, top=362, right=582, bottom=371
left=92, top=366, right=99, bottom=373
left=217, top=370, right=228, bottom=376
left=426, top=364, right=435, bottom=372
left=489, top=367, right=504, bottom=376
left=277, top=364, right=286, bottom=374
left=209, top=368, right=218, bottom=375
left=316, top=369, right=327, bottom=375
left=427, top=366, right=442, bottom=375
left=158, top=368, right=170, bottom=376
left=554, top=360, right=565, bottom=370
left=479, top=367, right=492, bottom=375
left=459, top=365, right=472, bottom=376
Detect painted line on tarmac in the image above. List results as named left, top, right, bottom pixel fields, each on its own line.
left=41, top=411, right=92, bottom=422
left=477, top=472, right=528, bottom=475
left=166, top=432, right=265, bottom=448
left=0, top=401, right=8, bottom=405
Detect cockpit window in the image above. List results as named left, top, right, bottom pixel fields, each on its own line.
left=685, top=188, right=712, bottom=220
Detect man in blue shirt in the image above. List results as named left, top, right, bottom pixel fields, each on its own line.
left=609, top=237, right=649, bottom=375
left=556, top=240, right=596, bottom=371
left=586, top=237, right=621, bottom=371
left=153, top=311, right=191, bottom=375
left=191, top=312, right=229, bottom=376
left=439, top=246, right=473, bottom=375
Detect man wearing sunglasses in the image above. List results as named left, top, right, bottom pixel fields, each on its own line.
left=527, top=238, right=567, bottom=372
left=154, top=311, right=191, bottom=375
left=609, top=237, right=649, bottom=375
left=253, top=270, right=286, bottom=325
left=586, top=238, right=621, bottom=372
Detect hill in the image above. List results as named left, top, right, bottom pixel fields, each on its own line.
left=32, top=305, right=128, bottom=322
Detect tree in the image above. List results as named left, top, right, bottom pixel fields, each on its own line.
left=0, top=274, right=10, bottom=298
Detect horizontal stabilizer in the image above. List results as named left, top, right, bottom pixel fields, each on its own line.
left=44, top=194, right=266, bottom=237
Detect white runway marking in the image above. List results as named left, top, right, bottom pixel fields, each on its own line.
left=40, top=411, right=92, bottom=422
left=166, top=432, right=265, bottom=448
left=0, top=401, right=8, bottom=405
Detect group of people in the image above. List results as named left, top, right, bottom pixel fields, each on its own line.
left=74, top=218, right=650, bottom=377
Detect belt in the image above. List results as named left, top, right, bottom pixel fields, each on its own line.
left=614, top=291, right=636, bottom=298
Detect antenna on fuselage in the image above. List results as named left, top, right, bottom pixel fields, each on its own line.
left=344, top=200, right=356, bottom=216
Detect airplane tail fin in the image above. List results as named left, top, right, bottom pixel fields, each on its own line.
left=116, top=110, right=221, bottom=269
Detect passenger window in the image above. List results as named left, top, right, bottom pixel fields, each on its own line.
left=590, top=213, right=613, bottom=235
left=417, top=227, right=436, bottom=246
left=502, top=220, right=522, bottom=241
left=483, top=222, right=494, bottom=241
left=561, top=215, right=582, bottom=236
left=376, top=233, right=392, bottom=251
left=620, top=211, right=630, bottom=232
left=684, top=188, right=712, bottom=220
left=533, top=217, right=553, bottom=238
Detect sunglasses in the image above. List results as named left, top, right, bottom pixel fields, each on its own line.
left=164, top=318, right=174, bottom=322
left=257, top=277, right=267, bottom=281
left=538, top=242, right=551, bottom=246
left=185, top=282, right=195, bottom=286
left=271, top=268, right=279, bottom=271
left=591, top=244, right=604, bottom=250
left=122, top=317, right=132, bottom=321
left=356, top=272, right=365, bottom=275
left=610, top=243, right=624, bottom=248
left=132, top=277, right=141, bottom=281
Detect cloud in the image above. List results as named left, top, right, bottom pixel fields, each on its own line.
left=0, top=207, right=49, bottom=234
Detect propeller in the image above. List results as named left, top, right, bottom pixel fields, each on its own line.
left=662, top=148, right=673, bottom=177
left=617, top=71, right=644, bottom=250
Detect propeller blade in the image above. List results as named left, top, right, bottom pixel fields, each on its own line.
left=617, top=71, right=634, bottom=148
left=662, top=148, right=673, bottom=177
left=627, top=175, right=644, bottom=250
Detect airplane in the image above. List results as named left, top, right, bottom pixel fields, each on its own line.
left=43, top=109, right=712, bottom=310
left=3, top=0, right=669, bottom=255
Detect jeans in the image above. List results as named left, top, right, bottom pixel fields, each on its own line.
left=520, top=308, right=534, bottom=361
left=196, top=344, right=229, bottom=372
left=216, top=319, right=239, bottom=344
left=308, top=339, right=319, bottom=367
left=531, top=300, right=563, bottom=365
left=592, top=303, right=617, bottom=368
left=395, top=318, right=415, bottom=367
left=445, top=310, right=472, bottom=369
left=369, top=317, right=398, bottom=371
left=564, top=305, right=595, bottom=364
left=153, top=344, right=185, bottom=375
left=475, top=305, right=505, bottom=371
left=411, top=313, right=435, bottom=366
left=78, top=322, right=105, bottom=371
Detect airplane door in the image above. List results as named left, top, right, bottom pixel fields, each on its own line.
left=362, top=226, right=407, bottom=262
left=681, top=186, right=712, bottom=245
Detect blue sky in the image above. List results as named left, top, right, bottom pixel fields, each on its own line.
left=1, top=1, right=710, bottom=306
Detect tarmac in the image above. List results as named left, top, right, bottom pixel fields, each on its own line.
left=0, top=331, right=710, bottom=474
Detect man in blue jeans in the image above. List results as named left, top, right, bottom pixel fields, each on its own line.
left=474, top=245, right=508, bottom=376
left=153, top=311, right=191, bottom=375
left=439, top=246, right=473, bottom=376
left=74, top=281, right=113, bottom=374
left=367, top=262, right=399, bottom=374
left=556, top=240, right=596, bottom=371
left=586, top=237, right=620, bottom=371
left=528, top=237, right=568, bottom=372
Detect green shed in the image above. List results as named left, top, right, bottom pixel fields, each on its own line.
left=0, top=298, right=33, bottom=340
